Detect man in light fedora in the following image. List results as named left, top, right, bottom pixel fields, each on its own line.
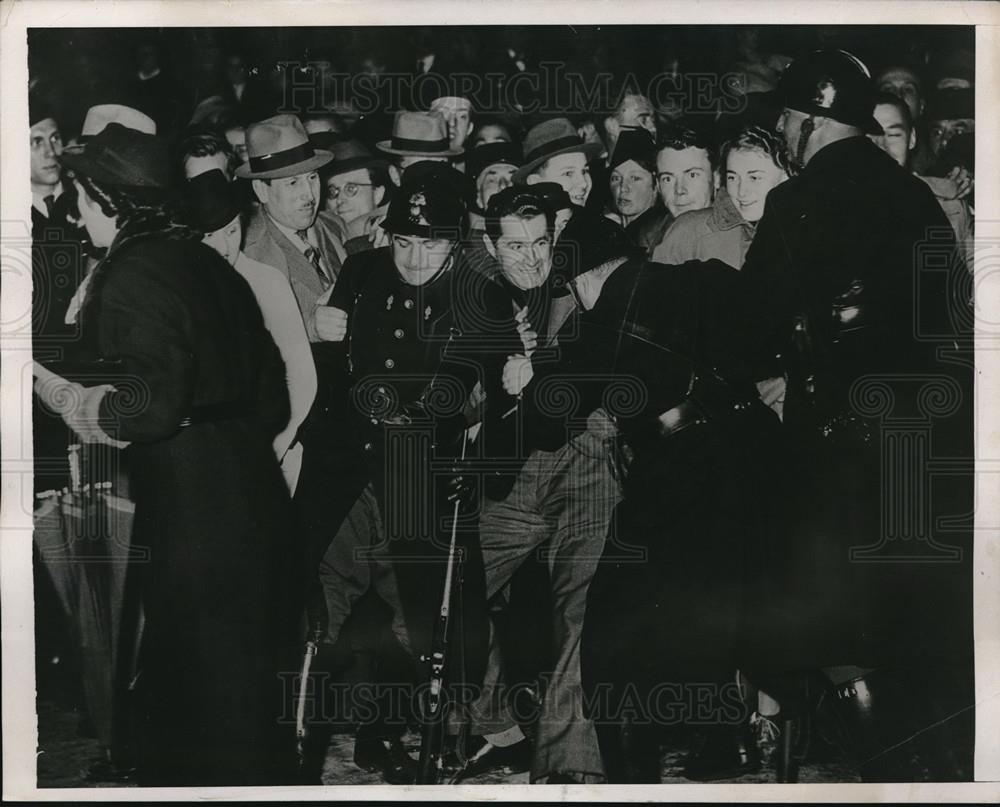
left=240, top=113, right=348, bottom=342
left=377, top=110, right=464, bottom=180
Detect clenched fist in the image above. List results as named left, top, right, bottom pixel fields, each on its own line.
left=503, top=354, right=534, bottom=396
left=315, top=306, right=348, bottom=342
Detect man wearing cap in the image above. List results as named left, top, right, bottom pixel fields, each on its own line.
left=444, top=186, right=625, bottom=785
left=514, top=117, right=626, bottom=295
left=312, top=163, right=522, bottom=783
left=742, top=50, right=972, bottom=781
left=924, top=87, right=974, bottom=162
left=464, top=141, right=523, bottom=279
left=319, top=140, right=392, bottom=256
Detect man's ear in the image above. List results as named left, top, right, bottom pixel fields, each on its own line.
left=483, top=232, right=497, bottom=259
left=374, top=185, right=387, bottom=207
left=388, top=164, right=402, bottom=187
left=465, top=120, right=474, bottom=138
left=908, top=127, right=917, bottom=152
left=251, top=179, right=269, bottom=205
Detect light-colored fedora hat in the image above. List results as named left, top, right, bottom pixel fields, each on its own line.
left=235, top=114, right=333, bottom=180
left=376, top=110, right=464, bottom=158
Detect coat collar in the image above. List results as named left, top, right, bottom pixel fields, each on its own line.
left=706, top=188, right=748, bottom=233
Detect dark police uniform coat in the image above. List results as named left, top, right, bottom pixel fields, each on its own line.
left=741, top=135, right=973, bottom=671
left=323, top=244, right=522, bottom=684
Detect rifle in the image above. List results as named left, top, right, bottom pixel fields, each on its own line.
left=416, top=429, right=470, bottom=784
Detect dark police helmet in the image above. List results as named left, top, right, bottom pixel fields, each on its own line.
left=778, top=49, right=884, bottom=135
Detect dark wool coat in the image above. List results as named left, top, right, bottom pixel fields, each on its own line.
left=741, top=136, right=974, bottom=672
left=80, top=232, right=296, bottom=786
left=525, top=258, right=786, bottom=709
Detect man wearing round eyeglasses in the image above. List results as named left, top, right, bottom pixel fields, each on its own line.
left=320, top=140, right=392, bottom=255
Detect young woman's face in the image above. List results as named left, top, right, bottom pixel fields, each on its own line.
left=609, top=159, right=657, bottom=222
left=724, top=147, right=786, bottom=223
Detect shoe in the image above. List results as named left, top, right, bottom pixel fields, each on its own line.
left=444, top=735, right=532, bottom=783
left=353, top=735, right=417, bottom=785
left=683, top=725, right=761, bottom=781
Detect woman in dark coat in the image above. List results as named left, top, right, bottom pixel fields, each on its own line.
left=46, top=123, right=296, bottom=786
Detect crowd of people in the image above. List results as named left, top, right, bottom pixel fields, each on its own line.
left=29, top=25, right=975, bottom=788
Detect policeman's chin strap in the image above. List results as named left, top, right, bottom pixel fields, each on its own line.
left=794, top=117, right=815, bottom=173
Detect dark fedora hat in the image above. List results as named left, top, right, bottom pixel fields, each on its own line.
left=184, top=168, right=240, bottom=233
left=59, top=122, right=171, bottom=190
left=235, top=114, right=333, bottom=180
left=512, top=117, right=603, bottom=184
left=376, top=110, right=464, bottom=158
left=464, top=141, right=522, bottom=182
left=322, top=139, right=389, bottom=180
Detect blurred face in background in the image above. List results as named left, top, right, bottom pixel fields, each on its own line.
left=617, top=94, right=657, bottom=137
left=184, top=151, right=231, bottom=181
left=202, top=215, right=242, bottom=267
left=724, top=147, right=786, bottom=223
left=431, top=99, right=474, bottom=152
left=30, top=118, right=63, bottom=190
left=656, top=146, right=715, bottom=218
left=224, top=125, right=248, bottom=164
left=927, top=115, right=974, bottom=157
left=475, top=162, right=517, bottom=210
left=871, top=102, right=916, bottom=167
left=877, top=67, right=924, bottom=121
left=610, top=159, right=657, bottom=223
left=472, top=123, right=513, bottom=147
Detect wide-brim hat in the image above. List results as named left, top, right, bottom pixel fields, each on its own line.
left=80, top=103, right=157, bottom=138
left=59, top=122, right=171, bottom=190
left=376, top=110, right=464, bottom=158
left=464, top=141, right=522, bottom=182
left=512, top=117, right=602, bottom=184
left=925, top=88, right=974, bottom=122
left=184, top=168, right=240, bottom=233
left=236, top=113, right=333, bottom=180
left=322, top=139, right=389, bottom=180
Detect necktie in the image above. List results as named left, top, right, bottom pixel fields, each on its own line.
left=297, top=230, right=328, bottom=285
left=43, top=194, right=55, bottom=218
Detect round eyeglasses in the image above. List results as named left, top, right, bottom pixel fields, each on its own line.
left=327, top=181, right=374, bottom=200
